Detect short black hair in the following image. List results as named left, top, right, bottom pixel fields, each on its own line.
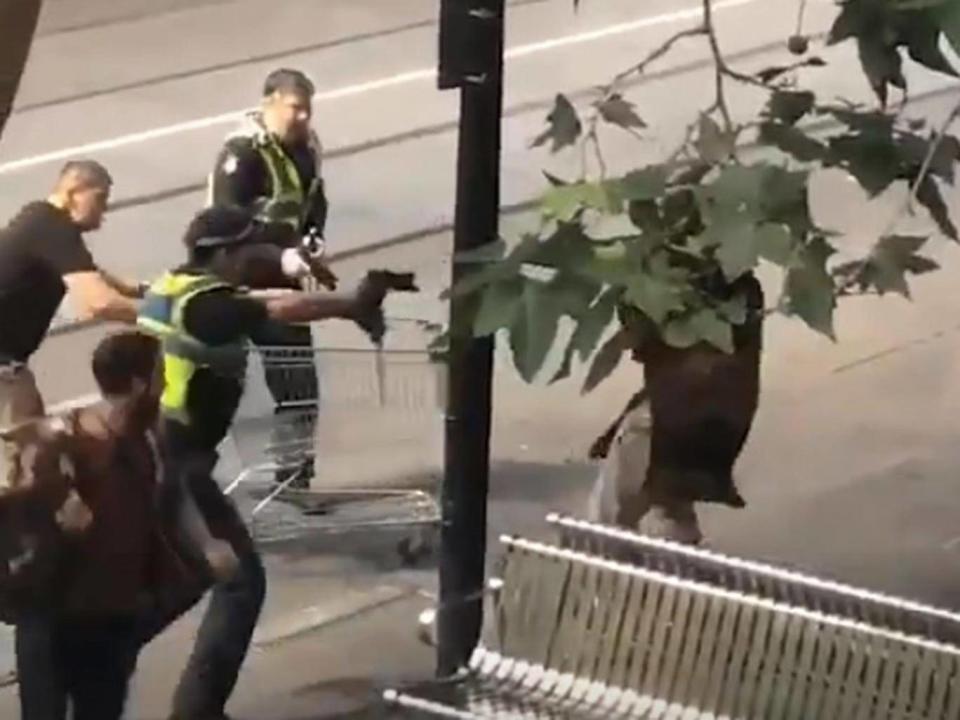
left=92, top=332, right=160, bottom=396
left=182, top=206, right=256, bottom=264
left=57, top=160, right=112, bottom=190
left=263, top=68, right=315, bottom=98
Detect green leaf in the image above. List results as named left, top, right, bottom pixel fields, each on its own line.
left=617, top=166, right=667, bottom=201
left=542, top=181, right=622, bottom=222
left=547, top=273, right=601, bottom=317
left=936, top=0, right=960, bottom=59
left=869, top=234, right=934, bottom=297
left=759, top=167, right=815, bottom=238
left=755, top=65, right=791, bottom=84
left=582, top=329, right=628, bottom=394
left=550, top=343, right=575, bottom=384
left=628, top=199, right=661, bottom=231
left=443, top=235, right=540, bottom=300
left=838, top=235, right=940, bottom=298
left=902, top=13, right=958, bottom=76
left=576, top=246, right=635, bottom=285
left=857, top=34, right=906, bottom=106
left=661, top=314, right=700, bottom=349
left=571, top=288, right=620, bottom=360
left=828, top=2, right=860, bottom=45
left=473, top=277, right=524, bottom=337
left=718, top=293, right=748, bottom=324
left=552, top=287, right=620, bottom=386
left=543, top=171, right=569, bottom=187
left=783, top=237, right=837, bottom=338
left=532, top=94, right=582, bottom=153
left=717, top=233, right=759, bottom=281
left=596, top=93, right=647, bottom=130
left=766, top=90, right=815, bottom=125
left=510, top=281, right=563, bottom=382
left=714, top=222, right=760, bottom=282
left=624, top=270, right=686, bottom=324
left=755, top=223, right=796, bottom=266
left=695, top=113, right=737, bottom=163
left=828, top=133, right=901, bottom=196
left=759, top=122, right=827, bottom=162
left=916, top=175, right=959, bottom=240
left=690, top=308, right=735, bottom=353
left=455, top=240, right=507, bottom=264
left=660, top=309, right=734, bottom=353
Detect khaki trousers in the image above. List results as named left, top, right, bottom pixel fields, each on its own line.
left=0, top=365, right=45, bottom=490
left=587, top=404, right=703, bottom=545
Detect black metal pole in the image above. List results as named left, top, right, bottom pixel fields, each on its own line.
left=0, top=0, right=43, bottom=140
left=436, top=0, right=505, bottom=676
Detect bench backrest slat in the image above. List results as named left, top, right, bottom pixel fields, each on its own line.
left=548, top=514, right=960, bottom=645
left=495, top=535, right=960, bottom=719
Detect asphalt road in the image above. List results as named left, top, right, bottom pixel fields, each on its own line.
left=4, top=0, right=960, bottom=706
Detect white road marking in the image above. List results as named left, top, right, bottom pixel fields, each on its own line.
left=0, top=0, right=758, bottom=176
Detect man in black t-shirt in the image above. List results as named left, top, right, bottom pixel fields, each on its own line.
left=0, top=160, right=146, bottom=488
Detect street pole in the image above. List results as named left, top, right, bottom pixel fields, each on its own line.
left=0, top=0, right=43, bottom=139
left=436, top=0, right=505, bottom=676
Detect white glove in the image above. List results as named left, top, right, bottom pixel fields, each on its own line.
left=280, top=247, right=312, bottom=280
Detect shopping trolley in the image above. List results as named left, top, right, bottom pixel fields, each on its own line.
left=225, top=342, right=443, bottom=559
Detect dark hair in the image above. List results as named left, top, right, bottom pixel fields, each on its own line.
left=182, top=206, right=255, bottom=264
left=263, top=68, right=315, bottom=98
left=92, top=332, right=160, bottom=396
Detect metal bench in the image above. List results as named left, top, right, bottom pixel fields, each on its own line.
left=384, top=536, right=960, bottom=718
left=547, top=513, right=960, bottom=646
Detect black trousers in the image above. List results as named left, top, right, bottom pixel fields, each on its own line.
left=16, top=613, right=139, bottom=720
left=142, top=430, right=266, bottom=720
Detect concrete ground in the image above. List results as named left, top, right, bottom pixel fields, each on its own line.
left=3, top=0, right=960, bottom=716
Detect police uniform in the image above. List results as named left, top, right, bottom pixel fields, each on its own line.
left=208, top=112, right=327, bottom=244
left=138, top=269, right=267, bottom=719
left=207, top=112, right=325, bottom=485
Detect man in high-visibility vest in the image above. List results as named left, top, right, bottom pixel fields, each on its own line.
left=137, top=205, right=413, bottom=720
left=207, top=68, right=334, bottom=489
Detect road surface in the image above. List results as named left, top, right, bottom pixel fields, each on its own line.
left=2, top=0, right=960, bottom=714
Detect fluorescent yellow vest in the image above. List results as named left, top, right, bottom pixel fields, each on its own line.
left=137, top=272, right=247, bottom=424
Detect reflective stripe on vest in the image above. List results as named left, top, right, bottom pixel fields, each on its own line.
left=255, top=135, right=304, bottom=230
left=137, top=272, right=247, bottom=424
left=218, top=114, right=323, bottom=231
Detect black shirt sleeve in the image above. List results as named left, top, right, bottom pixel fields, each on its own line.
left=209, top=138, right=268, bottom=210
left=181, top=288, right=268, bottom=346
left=32, top=211, right=96, bottom=276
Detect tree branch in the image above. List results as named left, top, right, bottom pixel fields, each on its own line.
left=795, top=0, right=808, bottom=36
left=702, top=0, right=734, bottom=132
left=611, top=25, right=708, bottom=86
left=883, top=97, right=960, bottom=236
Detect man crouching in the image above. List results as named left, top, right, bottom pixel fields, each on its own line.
left=12, top=331, right=198, bottom=720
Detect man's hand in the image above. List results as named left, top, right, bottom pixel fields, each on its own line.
left=63, top=271, right=140, bottom=323
left=261, top=270, right=418, bottom=332
left=352, top=270, right=419, bottom=344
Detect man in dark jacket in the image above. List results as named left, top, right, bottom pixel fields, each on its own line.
left=207, top=68, right=334, bottom=488
left=12, top=331, right=197, bottom=720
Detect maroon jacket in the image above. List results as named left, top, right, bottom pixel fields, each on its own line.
left=0, top=405, right=200, bottom=620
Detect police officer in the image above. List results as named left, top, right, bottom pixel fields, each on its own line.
left=207, top=68, right=332, bottom=488
left=136, top=206, right=408, bottom=720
